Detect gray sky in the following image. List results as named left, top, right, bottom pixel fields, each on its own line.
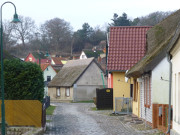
left=1, top=0, right=179, bottom=31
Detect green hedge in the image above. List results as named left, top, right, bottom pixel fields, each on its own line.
left=0, top=59, right=44, bottom=102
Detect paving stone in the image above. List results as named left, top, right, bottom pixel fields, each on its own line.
left=43, top=103, right=161, bottom=135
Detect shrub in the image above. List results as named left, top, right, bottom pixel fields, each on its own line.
left=0, top=59, right=44, bottom=102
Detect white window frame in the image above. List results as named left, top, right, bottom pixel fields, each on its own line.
left=65, top=88, right=70, bottom=97
left=57, top=88, right=60, bottom=97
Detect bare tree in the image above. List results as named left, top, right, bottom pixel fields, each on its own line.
left=2, top=20, right=17, bottom=50
left=11, top=15, right=37, bottom=48
left=40, top=18, right=73, bottom=53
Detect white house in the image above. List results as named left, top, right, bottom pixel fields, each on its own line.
left=126, top=9, right=180, bottom=133
left=167, top=22, right=180, bottom=135
left=41, top=64, right=57, bottom=96
left=80, top=51, right=87, bottom=59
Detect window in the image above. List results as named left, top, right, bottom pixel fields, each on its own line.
left=66, top=88, right=70, bottom=97
left=29, top=57, right=32, bottom=61
left=57, top=88, right=60, bottom=97
left=144, top=75, right=151, bottom=108
left=133, top=79, right=138, bottom=101
left=47, top=76, right=51, bottom=82
left=130, top=84, right=133, bottom=98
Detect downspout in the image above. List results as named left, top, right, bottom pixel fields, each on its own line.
left=105, top=33, right=109, bottom=76
left=166, top=52, right=172, bottom=134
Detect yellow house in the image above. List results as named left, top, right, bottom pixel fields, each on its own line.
left=107, top=26, right=151, bottom=111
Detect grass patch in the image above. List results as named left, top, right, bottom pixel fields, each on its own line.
left=46, top=120, right=52, bottom=123
left=46, top=105, right=56, bottom=115
left=72, top=100, right=94, bottom=103
left=91, top=107, right=97, bottom=111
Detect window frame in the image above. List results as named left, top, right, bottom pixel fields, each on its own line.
left=144, top=75, right=151, bottom=108
left=56, top=87, right=60, bottom=97
left=65, top=87, right=70, bottom=97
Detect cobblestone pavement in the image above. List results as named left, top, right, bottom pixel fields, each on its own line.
left=43, top=103, right=159, bottom=135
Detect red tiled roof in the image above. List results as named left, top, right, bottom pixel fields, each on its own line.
left=41, top=64, right=49, bottom=71
left=51, top=57, right=63, bottom=65
left=40, top=64, right=57, bottom=73
left=107, top=26, right=152, bottom=71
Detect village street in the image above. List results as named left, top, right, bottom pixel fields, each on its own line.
left=43, top=103, right=159, bottom=135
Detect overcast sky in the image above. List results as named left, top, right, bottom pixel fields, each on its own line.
left=1, top=0, right=179, bottom=31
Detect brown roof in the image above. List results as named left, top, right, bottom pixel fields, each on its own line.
left=107, top=26, right=152, bottom=71
left=40, top=64, right=57, bottom=72
left=51, top=57, right=63, bottom=65
left=126, top=9, right=180, bottom=78
left=41, top=64, right=49, bottom=71
left=48, top=58, right=94, bottom=87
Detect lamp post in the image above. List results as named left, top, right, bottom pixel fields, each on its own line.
left=1, top=2, right=21, bottom=135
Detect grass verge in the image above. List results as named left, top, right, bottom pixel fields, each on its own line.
left=46, top=105, right=56, bottom=115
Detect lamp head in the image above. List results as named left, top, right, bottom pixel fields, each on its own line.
left=11, top=13, right=21, bottom=23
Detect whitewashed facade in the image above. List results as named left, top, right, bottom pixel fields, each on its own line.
left=43, top=65, right=57, bottom=96
left=171, top=38, right=180, bottom=135
left=80, top=51, right=87, bottom=59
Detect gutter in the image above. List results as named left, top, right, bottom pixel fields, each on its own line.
left=166, top=52, right=172, bottom=134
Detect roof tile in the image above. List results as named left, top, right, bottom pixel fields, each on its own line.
left=107, top=26, right=152, bottom=71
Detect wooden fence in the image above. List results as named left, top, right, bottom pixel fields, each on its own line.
left=0, top=100, right=42, bottom=127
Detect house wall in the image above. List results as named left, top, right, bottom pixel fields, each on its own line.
left=75, top=62, right=107, bottom=101
left=140, top=77, right=152, bottom=124
left=113, top=72, right=132, bottom=111
left=44, top=65, right=57, bottom=96
left=133, top=81, right=140, bottom=117
left=171, top=38, right=180, bottom=135
left=43, top=66, right=57, bottom=82
left=152, top=57, right=169, bottom=104
left=108, top=73, right=113, bottom=88
left=48, top=87, right=73, bottom=102
left=80, top=51, right=87, bottom=59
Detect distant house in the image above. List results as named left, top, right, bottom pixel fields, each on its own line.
left=126, top=9, right=180, bottom=133
left=107, top=26, right=151, bottom=111
left=80, top=49, right=104, bottom=59
left=40, top=64, right=57, bottom=96
left=48, top=58, right=107, bottom=102
left=24, top=52, right=50, bottom=64
left=51, top=57, right=65, bottom=72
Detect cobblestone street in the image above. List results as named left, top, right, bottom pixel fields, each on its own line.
left=43, top=103, right=159, bottom=135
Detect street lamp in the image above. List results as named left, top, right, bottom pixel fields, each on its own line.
left=1, top=1, right=21, bottom=135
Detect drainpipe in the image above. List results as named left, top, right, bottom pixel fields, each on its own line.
left=166, top=52, right=172, bottom=134
left=101, top=71, right=105, bottom=88
left=105, top=33, right=109, bottom=76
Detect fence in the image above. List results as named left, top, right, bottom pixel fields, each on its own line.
left=0, top=100, right=42, bottom=127
left=115, top=97, right=133, bottom=114
left=43, top=96, right=50, bottom=109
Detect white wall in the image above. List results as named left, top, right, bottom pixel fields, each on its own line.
left=80, top=51, right=87, bottom=59
left=171, top=39, right=180, bottom=135
left=43, top=65, right=57, bottom=82
left=152, top=57, right=169, bottom=104
left=44, top=65, right=57, bottom=96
